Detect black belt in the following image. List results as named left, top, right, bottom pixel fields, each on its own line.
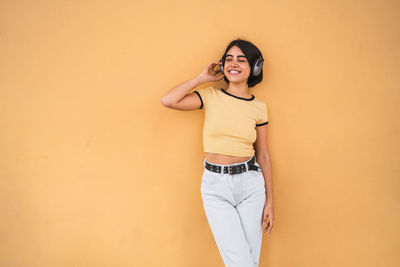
left=204, top=155, right=260, bottom=175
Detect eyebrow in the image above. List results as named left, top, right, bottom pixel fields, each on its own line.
left=226, top=54, right=247, bottom=59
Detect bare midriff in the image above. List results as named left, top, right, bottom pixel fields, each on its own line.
left=205, top=152, right=253, bottom=165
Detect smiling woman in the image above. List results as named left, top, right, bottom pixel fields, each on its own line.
left=160, top=38, right=274, bottom=267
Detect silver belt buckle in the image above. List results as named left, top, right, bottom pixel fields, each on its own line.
left=228, top=166, right=233, bottom=174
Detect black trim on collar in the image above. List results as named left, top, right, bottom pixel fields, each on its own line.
left=221, top=88, right=255, bottom=101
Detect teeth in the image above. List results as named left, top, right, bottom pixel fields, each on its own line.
left=229, top=70, right=240, bottom=73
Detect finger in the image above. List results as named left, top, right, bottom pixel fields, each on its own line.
left=267, top=222, right=272, bottom=233
left=212, top=62, right=221, bottom=69
left=264, top=221, right=270, bottom=233
left=212, top=64, right=220, bottom=71
left=207, top=63, right=216, bottom=69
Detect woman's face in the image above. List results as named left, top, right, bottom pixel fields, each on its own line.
left=223, top=45, right=251, bottom=83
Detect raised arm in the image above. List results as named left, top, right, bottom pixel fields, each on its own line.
left=160, top=61, right=224, bottom=111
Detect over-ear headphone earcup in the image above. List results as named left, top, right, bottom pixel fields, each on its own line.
left=252, top=57, right=263, bottom=76
left=219, top=57, right=224, bottom=74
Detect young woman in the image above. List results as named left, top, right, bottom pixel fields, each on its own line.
left=161, top=38, right=274, bottom=267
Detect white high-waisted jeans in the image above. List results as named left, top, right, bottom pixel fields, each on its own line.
left=200, top=156, right=266, bottom=267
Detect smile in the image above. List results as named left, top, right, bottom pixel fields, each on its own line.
left=228, top=70, right=241, bottom=75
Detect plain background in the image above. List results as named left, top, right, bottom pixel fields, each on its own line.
left=0, top=0, right=399, bottom=266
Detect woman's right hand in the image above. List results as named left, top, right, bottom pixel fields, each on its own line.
left=197, top=61, right=225, bottom=83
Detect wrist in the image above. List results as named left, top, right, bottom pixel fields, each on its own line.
left=194, top=74, right=206, bottom=85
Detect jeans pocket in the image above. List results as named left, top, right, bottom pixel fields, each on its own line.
left=201, top=169, right=217, bottom=184
left=201, top=169, right=221, bottom=195
left=253, top=165, right=265, bottom=186
left=258, top=171, right=265, bottom=185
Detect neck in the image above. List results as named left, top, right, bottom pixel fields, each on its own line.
left=226, top=81, right=250, bottom=96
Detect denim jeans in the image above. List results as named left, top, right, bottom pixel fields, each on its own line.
left=200, top=156, right=266, bottom=267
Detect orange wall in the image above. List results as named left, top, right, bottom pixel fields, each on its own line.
left=0, top=0, right=399, bottom=266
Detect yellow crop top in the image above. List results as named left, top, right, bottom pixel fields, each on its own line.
left=193, top=86, right=268, bottom=157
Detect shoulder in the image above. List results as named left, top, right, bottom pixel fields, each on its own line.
left=252, top=97, right=268, bottom=109
left=193, top=86, right=219, bottom=109
left=194, top=86, right=220, bottom=101
left=196, top=86, right=218, bottom=94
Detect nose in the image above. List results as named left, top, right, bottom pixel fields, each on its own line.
left=227, top=60, right=239, bottom=67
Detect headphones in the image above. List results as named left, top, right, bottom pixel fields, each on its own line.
left=219, top=54, right=264, bottom=77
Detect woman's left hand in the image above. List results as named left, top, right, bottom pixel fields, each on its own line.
left=262, top=202, right=274, bottom=234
